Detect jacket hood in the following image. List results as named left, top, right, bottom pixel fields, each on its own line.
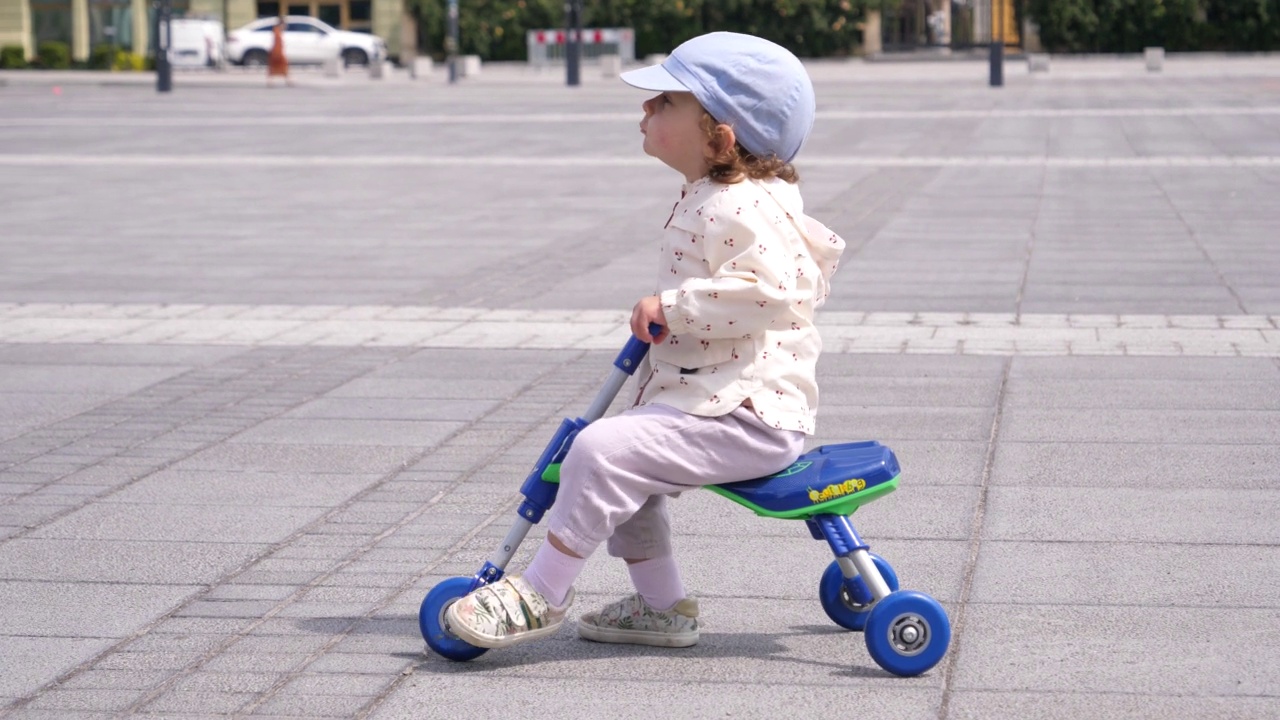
left=759, top=179, right=847, bottom=308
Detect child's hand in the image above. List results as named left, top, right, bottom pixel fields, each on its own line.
left=631, top=296, right=669, bottom=344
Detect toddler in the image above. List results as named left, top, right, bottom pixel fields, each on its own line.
left=445, top=31, right=847, bottom=650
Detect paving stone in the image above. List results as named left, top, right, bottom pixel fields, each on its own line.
left=54, top=669, right=171, bottom=691
left=4, top=61, right=1279, bottom=718
left=252, top=692, right=373, bottom=718
left=0, top=539, right=268, bottom=584
left=168, top=671, right=281, bottom=694
left=952, top=604, right=1280, bottom=696
left=23, top=688, right=140, bottom=712
left=140, top=690, right=254, bottom=715
left=946, top=692, right=1280, bottom=720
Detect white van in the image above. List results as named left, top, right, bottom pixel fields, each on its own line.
left=168, top=18, right=226, bottom=68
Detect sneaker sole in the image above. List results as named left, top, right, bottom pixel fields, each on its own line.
left=444, top=605, right=564, bottom=650
left=577, top=621, right=698, bottom=648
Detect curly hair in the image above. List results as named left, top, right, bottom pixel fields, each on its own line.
left=700, top=112, right=799, bottom=184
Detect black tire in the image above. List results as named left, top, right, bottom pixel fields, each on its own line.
left=341, top=48, right=368, bottom=67
left=242, top=49, right=269, bottom=67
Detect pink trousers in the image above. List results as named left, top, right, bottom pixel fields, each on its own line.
left=545, top=403, right=805, bottom=559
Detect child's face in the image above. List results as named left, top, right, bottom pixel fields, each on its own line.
left=640, top=92, right=710, bottom=183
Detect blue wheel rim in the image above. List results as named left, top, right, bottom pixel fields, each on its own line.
left=420, top=577, right=487, bottom=662
left=819, top=554, right=899, bottom=631
left=863, top=590, right=951, bottom=677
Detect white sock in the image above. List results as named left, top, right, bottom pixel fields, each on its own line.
left=523, top=542, right=586, bottom=608
left=628, top=555, right=687, bottom=612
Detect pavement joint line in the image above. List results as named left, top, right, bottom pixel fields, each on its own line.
left=13, top=348, right=589, bottom=716
left=936, top=355, right=1012, bottom=720
left=3, top=153, right=1279, bottom=168
left=3, top=106, right=1279, bottom=127
left=133, top=391, right=573, bottom=714
left=1, top=388, right=425, bottom=714
left=1, top=304, right=1275, bottom=357
left=1150, top=171, right=1251, bottom=315
left=0, top=347, right=395, bottom=535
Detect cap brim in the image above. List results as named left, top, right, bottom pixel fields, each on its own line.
left=619, top=63, right=688, bottom=92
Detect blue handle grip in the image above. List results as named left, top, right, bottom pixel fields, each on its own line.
left=613, top=322, right=664, bottom=375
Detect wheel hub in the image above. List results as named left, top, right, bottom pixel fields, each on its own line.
left=439, top=600, right=459, bottom=638
left=888, top=613, right=930, bottom=656
left=840, top=587, right=875, bottom=613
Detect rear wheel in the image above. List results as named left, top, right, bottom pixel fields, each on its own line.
left=864, top=590, right=951, bottom=677
left=341, top=48, right=368, bottom=67
left=241, top=49, right=268, bottom=67
left=819, top=554, right=899, bottom=631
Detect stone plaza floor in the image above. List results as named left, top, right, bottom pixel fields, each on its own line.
left=1, top=55, right=1279, bottom=718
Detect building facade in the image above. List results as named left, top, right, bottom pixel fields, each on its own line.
left=865, top=0, right=1028, bottom=53
left=0, top=0, right=403, bottom=61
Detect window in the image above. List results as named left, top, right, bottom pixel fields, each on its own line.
left=349, top=0, right=370, bottom=22
left=256, top=1, right=279, bottom=18
left=31, top=0, right=72, bottom=45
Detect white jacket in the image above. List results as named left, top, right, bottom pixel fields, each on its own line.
left=635, top=176, right=846, bottom=434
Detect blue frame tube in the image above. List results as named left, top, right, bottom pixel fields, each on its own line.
left=474, top=327, right=658, bottom=582
left=814, top=514, right=893, bottom=602
left=582, top=367, right=631, bottom=423
left=849, top=549, right=893, bottom=601
left=484, top=518, right=535, bottom=577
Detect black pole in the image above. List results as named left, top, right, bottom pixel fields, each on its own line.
left=565, top=0, right=581, bottom=87
left=446, top=0, right=459, bottom=83
left=155, top=0, right=172, bottom=92
left=989, top=0, right=1003, bottom=87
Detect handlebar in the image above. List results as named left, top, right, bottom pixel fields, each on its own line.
left=612, top=322, right=664, bottom=374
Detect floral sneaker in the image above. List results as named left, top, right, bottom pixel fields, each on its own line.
left=577, top=594, right=699, bottom=648
left=444, top=575, right=574, bottom=649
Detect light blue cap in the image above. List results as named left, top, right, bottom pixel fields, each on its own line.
left=620, top=32, right=816, bottom=163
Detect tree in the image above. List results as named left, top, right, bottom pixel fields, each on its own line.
left=406, top=0, right=868, bottom=61
left=1026, top=0, right=1279, bottom=52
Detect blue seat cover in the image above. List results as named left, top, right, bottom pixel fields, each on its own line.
left=712, top=441, right=900, bottom=513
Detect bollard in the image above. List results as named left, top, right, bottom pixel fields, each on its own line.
left=989, top=42, right=1003, bottom=87
left=1027, top=53, right=1050, bottom=73
left=323, top=55, right=343, bottom=78
left=600, top=53, right=621, bottom=78
left=368, top=58, right=384, bottom=79
left=1144, top=47, right=1164, bottom=72
left=410, top=56, right=433, bottom=79
left=644, top=53, right=667, bottom=66
left=460, top=55, right=481, bottom=77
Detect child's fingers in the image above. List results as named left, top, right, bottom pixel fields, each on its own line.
left=630, top=308, right=654, bottom=342
left=631, top=297, right=668, bottom=343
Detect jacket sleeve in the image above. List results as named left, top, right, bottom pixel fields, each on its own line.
left=659, top=204, right=803, bottom=340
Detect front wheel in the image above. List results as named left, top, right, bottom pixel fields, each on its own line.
left=863, top=590, right=951, bottom=677
left=241, top=49, right=268, bottom=67
left=341, top=48, right=368, bottom=67
left=420, top=577, right=487, bottom=662
left=819, top=554, right=899, bottom=631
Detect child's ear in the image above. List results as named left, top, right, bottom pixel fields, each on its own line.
left=707, top=123, right=737, bottom=157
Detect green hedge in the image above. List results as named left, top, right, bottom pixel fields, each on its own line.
left=0, top=45, right=26, bottom=68
left=409, top=0, right=1280, bottom=59
left=1027, top=0, right=1280, bottom=53
left=0, top=45, right=27, bottom=68
left=411, top=0, right=868, bottom=61
left=89, top=44, right=118, bottom=70
left=89, top=44, right=147, bottom=71
left=37, top=40, right=71, bottom=69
